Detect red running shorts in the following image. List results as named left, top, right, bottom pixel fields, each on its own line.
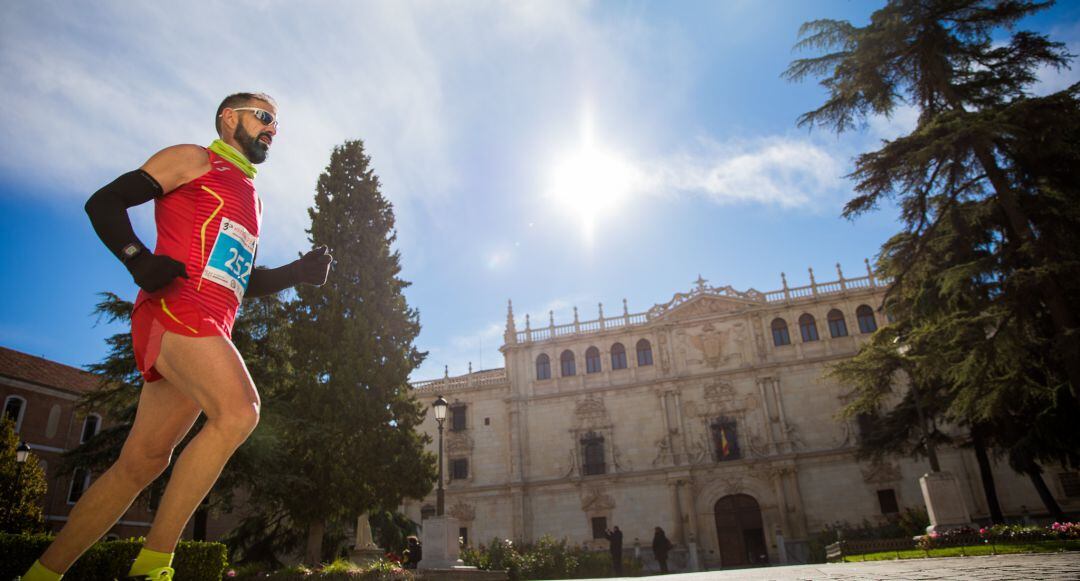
left=131, top=299, right=231, bottom=383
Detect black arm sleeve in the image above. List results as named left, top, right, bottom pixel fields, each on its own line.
left=246, top=263, right=301, bottom=298
left=84, top=169, right=163, bottom=260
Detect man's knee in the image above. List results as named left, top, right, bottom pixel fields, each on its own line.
left=212, top=401, right=260, bottom=443
left=117, top=446, right=173, bottom=484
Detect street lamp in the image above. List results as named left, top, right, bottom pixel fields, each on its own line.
left=16, top=441, right=31, bottom=464
left=894, top=338, right=940, bottom=473
left=432, top=395, right=448, bottom=516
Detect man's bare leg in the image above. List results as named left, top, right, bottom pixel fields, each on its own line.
left=37, top=378, right=201, bottom=573
left=140, top=332, right=260, bottom=552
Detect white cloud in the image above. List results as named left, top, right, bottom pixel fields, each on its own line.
left=643, top=136, right=846, bottom=209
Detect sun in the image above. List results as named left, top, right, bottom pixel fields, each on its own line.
left=548, top=141, right=640, bottom=243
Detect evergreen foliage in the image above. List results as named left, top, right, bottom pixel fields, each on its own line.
left=0, top=418, right=46, bottom=534
left=788, top=0, right=1080, bottom=518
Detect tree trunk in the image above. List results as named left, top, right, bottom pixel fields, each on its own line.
left=971, top=429, right=1005, bottom=524
left=305, top=518, right=326, bottom=566
left=1025, top=468, right=1066, bottom=522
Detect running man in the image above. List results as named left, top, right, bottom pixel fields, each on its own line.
left=22, top=92, right=332, bottom=581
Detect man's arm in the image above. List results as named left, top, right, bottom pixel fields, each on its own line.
left=246, top=246, right=333, bottom=298
left=84, top=145, right=210, bottom=292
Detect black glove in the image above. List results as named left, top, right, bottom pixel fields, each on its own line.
left=126, top=252, right=189, bottom=292
left=295, top=245, right=333, bottom=286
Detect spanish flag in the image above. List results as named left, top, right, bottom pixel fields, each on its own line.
left=720, top=426, right=730, bottom=458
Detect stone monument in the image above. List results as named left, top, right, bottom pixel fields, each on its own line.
left=920, top=471, right=975, bottom=533
left=350, top=513, right=384, bottom=564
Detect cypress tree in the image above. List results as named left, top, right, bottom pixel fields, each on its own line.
left=285, top=140, right=436, bottom=564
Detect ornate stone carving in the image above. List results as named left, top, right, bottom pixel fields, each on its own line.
left=704, top=380, right=736, bottom=402
left=658, top=332, right=672, bottom=373
left=580, top=487, right=616, bottom=512
left=574, top=396, right=609, bottom=429
left=717, top=476, right=745, bottom=495
left=652, top=437, right=673, bottom=467
left=647, top=282, right=767, bottom=321
left=449, top=500, right=476, bottom=521
left=861, top=461, right=902, bottom=484
left=446, top=432, right=473, bottom=455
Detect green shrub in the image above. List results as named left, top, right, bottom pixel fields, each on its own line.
left=226, top=558, right=411, bottom=580
left=0, top=533, right=227, bottom=580
left=462, top=536, right=641, bottom=580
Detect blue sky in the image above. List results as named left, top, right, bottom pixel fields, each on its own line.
left=1, top=1, right=1078, bottom=381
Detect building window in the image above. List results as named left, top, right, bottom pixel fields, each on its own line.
left=3, top=396, right=26, bottom=432
left=591, top=516, right=608, bottom=539
left=581, top=431, right=606, bottom=476
left=877, top=489, right=899, bottom=514
left=711, top=418, right=741, bottom=461
left=536, top=354, right=551, bottom=380
left=610, top=343, right=628, bottom=370
left=827, top=309, right=849, bottom=338
left=450, top=458, right=469, bottom=481
left=799, top=314, right=819, bottom=342
left=68, top=468, right=91, bottom=504
left=561, top=350, right=576, bottom=377
left=450, top=405, right=467, bottom=432
left=636, top=339, right=653, bottom=366
left=856, top=305, right=878, bottom=334
left=459, top=527, right=469, bottom=547
left=585, top=346, right=602, bottom=374
left=771, top=318, right=791, bottom=346
left=81, top=414, right=101, bottom=443
left=1060, top=472, right=1080, bottom=498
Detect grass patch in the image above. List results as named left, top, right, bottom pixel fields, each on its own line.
left=843, top=540, right=1080, bottom=562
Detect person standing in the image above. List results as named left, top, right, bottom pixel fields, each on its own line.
left=652, top=526, right=673, bottom=573
left=604, top=526, right=624, bottom=576
left=21, top=93, right=332, bottom=581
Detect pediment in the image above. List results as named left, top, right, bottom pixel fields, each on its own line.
left=649, top=292, right=762, bottom=322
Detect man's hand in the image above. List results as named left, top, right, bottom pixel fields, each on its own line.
left=126, top=252, right=189, bottom=292
left=296, top=245, right=333, bottom=286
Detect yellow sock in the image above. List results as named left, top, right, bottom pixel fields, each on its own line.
left=22, top=560, right=63, bottom=581
left=128, top=548, right=174, bottom=576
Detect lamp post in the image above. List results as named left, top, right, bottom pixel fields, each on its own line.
left=16, top=441, right=31, bottom=464
left=894, top=339, right=940, bottom=473
left=432, top=395, right=448, bottom=517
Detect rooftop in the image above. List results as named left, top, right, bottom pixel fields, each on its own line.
left=0, top=346, right=100, bottom=394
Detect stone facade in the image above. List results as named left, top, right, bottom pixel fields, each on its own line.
left=404, top=265, right=1080, bottom=570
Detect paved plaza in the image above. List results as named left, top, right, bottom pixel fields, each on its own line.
left=589, top=552, right=1080, bottom=580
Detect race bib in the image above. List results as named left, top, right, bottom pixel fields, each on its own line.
left=202, top=217, right=257, bottom=302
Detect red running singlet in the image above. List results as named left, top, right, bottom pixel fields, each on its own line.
left=131, top=146, right=262, bottom=381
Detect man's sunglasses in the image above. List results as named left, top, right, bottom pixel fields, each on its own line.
left=227, top=107, right=278, bottom=128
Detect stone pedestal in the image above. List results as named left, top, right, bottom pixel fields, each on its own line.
left=686, top=541, right=700, bottom=572
left=919, top=471, right=974, bottom=533
left=420, top=515, right=470, bottom=570
left=350, top=513, right=384, bottom=564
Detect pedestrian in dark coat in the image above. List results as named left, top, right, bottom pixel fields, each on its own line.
left=652, top=527, right=673, bottom=573
left=403, top=535, right=422, bottom=570
left=604, top=526, right=624, bottom=576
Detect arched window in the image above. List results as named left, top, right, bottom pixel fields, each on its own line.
left=610, top=343, right=628, bottom=370
left=636, top=339, right=653, bottom=366
left=585, top=346, right=602, bottom=374
left=799, top=314, right=819, bottom=342
left=560, top=350, right=576, bottom=377
left=827, top=309, right=848, bottom=338
left=67, top=468, right=91, bottom=504
left=81, top=414, right=101, bottom=443
left=771, top=318, right=791, bottom=346
left=856, top=305, right=878, bottom=333
left=581, top=431, right=606, bottom=475
left=3, top=396, right=26, bottom=433
left=536, top=354, right=551, bottom=380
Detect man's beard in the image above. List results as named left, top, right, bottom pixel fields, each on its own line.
left=233, top=123, right=270, bottom=164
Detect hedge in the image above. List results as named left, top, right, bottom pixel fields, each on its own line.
left=1, top=533, right=228, bottom=580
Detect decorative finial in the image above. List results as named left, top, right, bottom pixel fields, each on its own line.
left=598, top=302, right=605, bottom=320
left=525, top=313, right=531, bottom=330
left=444, top=365, right=449, bottom=378
left=865, top=258, right=874, bottom=277
left=468, top=361, right=473, bottom=374
left=808, top=267, right=816, bottom=285
left=573, top=306, right=579, bottom=323
left=695, top=274, right=708, bottom=291
left=836, top=262, right=844, bottom=280
left=505, top=299, right=517, bottom=335
left=549, top=310, right=555, bottom=328
left=781, top=272, right=788, bottom=290
left=623, top=298, right=629, bottom=316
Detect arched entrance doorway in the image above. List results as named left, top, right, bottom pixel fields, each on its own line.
left=714, top=494, right=769, bottom=567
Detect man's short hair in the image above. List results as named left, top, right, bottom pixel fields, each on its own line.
left=215, top=92, right=277, bottom=135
